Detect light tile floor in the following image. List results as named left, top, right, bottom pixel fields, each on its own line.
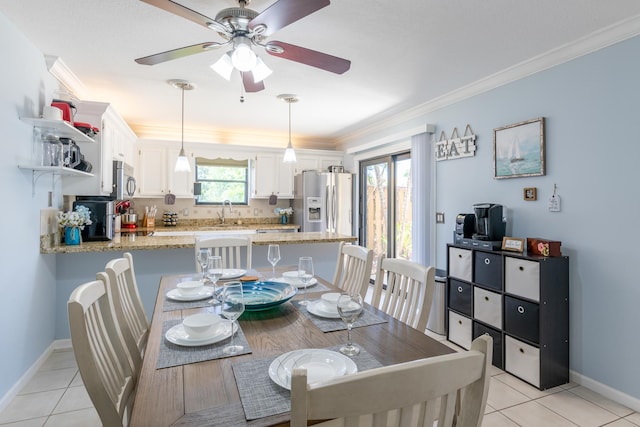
left=1, top=344, right=638, bottom=427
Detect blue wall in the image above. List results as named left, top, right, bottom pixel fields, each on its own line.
left=431, top=36, right=640, bottom=400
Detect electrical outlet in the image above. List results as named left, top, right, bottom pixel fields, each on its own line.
left=436, top=212, right=445, bottom=223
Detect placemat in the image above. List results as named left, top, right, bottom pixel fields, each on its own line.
left=157, top=319, right=251, bottom=369
left=292, top=300, right=388, bottom=332
left=232, top=345, right=383, bottom=421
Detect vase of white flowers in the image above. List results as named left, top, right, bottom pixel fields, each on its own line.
left=57, top=205, right=92, bottom=245
left=274, top=207, right=293, bottom=224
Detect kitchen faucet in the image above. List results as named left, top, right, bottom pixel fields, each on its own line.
left=219, top=200, right=233, bottom=224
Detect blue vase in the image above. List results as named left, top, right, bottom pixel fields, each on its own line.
left=64, top=227, right=81, bottom=245
left=281, top=214, right=288, bottom=224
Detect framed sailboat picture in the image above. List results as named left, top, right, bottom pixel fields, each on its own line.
left=493, top=117, right=545, bottom=179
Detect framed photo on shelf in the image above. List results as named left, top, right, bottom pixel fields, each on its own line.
left=493, top=117, right=545, bottom=179
left=502, top=237, right=525, bottom=253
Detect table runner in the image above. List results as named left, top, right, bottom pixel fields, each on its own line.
left=157, top=319, right=251, bottom=369
left=232, top=345, right=383, bottom=421
left=292, top=300, right=387, bottom=332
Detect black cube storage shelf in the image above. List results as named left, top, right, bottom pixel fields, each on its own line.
left=446, top=244, right=569, bottom=390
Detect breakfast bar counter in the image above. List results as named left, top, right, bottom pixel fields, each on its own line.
left=41, top=231, right=357, bottom=254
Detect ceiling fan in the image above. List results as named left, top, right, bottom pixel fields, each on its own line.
left=135, top=0, right=351, bottom=93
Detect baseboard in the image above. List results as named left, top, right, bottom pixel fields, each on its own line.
left=0, top=340, right=73, bottom=413
left=570, top=369, right=640, bottom=412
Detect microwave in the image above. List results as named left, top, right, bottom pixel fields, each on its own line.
left=73, top=198, right=115, bottom=241
left=112, top=160, right=136, bottom=199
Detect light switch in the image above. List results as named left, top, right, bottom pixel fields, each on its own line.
left=436, top=212, right=445, bottom=223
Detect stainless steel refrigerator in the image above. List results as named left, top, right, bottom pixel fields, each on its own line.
left=293, top=170, right=353, bottom=234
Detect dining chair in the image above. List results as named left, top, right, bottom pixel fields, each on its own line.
left=371, top=254, right=436, bottom=332
left=332, top=242, right=374, bottom=298
left=195, top=235, right=252, bottom=271
left=290, top=335, right=493, bottom=427
left=68, top=276, right=136, bottom=427
left=104, top=252, right=149, bottom=377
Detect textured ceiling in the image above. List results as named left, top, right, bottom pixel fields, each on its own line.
left=2, top=0, right=640, bottom=149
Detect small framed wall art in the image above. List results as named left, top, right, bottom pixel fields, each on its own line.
left=493, top=117, right=545, bottom=179
left=523, top=187, right=537, bottom=201
left=501, top=237, right=525, bottom=253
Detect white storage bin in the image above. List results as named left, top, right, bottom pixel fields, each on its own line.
left=474, top=287, right=502, bottom=329
left=448, top=247, right=472, bottom=282
left=448, top=311, right=472, bottom=350
left=505, top=335, right=540, bottom=388
left=505, top=257, right=540, bottom=302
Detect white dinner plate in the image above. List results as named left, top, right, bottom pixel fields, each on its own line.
left=268, top=349, right=357, bottom=390
left=165, top=320, right=237, bottom=347
left=276, top=277, right=318, bottom=288
left=220, top=269, right=247, bottom=280
left=166, top=287, right=214, bottom=302
left=306, top=299, right=341, bottom=319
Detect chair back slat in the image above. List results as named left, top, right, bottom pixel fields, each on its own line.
left=195, top=236, right=252, bottom=270
left=372, top=255, right=435, bottom=332
left=68, top=278, right=136, bottom=427
left=332, top=242, right=374, bottom=298
left=290, top=336, right=492, bottom=427
left=104, top=253, right=149, bottom=380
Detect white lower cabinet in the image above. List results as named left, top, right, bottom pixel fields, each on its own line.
left=505, top=335, right=540, bottom=388
left=136, top=145, right=193, bottom=198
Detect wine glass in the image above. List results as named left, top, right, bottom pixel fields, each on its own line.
left=197, top=248, right=211, bottom=280
left=337, top=293, right=363, bottom=356
left=298, top=257, right=314, bottom=306
left=206, top=255, right=223, bottom=305
left=221, top=281, right=245, bottom=355
left=267, top=244, right=281, bottom=279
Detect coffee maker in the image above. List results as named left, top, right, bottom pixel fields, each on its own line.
left=472, top=203, right=506, bottom=241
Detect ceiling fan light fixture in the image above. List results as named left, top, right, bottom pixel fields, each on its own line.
left=231, top=41, right=257, bottom=72
left=210, top=52, right=234, bottom=80
left=252, top=57, right=272, bottom=83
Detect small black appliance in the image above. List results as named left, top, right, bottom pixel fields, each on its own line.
left=472, top=203, right=505, bottom=241
left=73, top=197, right=115, bottom=241
left=455, top=214, right=475, bottom=243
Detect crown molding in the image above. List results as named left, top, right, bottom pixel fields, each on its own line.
left=44, top=55, right=88, bottom=100
left=337, top=14, right=640, bottom=148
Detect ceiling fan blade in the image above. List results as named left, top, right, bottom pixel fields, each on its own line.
left=265, top=41, right=351, bottom=74
left=135, top=42, right=219, bottom=65
left=140, top=0, right=218, bottom=30
left=249, top=0, right=330, bottom=37
left=241, top=72, right=265, bottom=93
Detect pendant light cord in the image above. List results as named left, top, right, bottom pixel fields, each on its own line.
left=181, top=87, right=185, bottom=150
left=288, top=100, right=292, bottom=144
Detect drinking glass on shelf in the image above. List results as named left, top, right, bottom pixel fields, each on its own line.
left=197, top=248, right=211, bottom=281
left=298, top=257, right=314, bottom=306
left=337, top=293, right=363, bottom=356
left=267, top=244, right=281, bottom=279
left=206, top=255, right=223, bottom=305
left=221, top=281, right=245, bottom=355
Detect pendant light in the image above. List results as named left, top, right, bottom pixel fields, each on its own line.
left=278, top=94, right=298, bottom=163
left=169, top=79, right=195, bottom=173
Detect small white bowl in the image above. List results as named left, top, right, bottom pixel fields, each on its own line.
left=176, top=280, right=203, bottom=296
left=320, top=292, right=341, bottom=313
left=282, top=270, right=303, bottom=284
left=182, top=313, right=221, bottom=339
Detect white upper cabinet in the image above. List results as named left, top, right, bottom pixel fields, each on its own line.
left=62, top=101, right=136, bottom=196
left=293, top=152, right=344, bottom=175
left=252, top=154, right=294, bottom=199
left=136, top=143, right=194, bottom=198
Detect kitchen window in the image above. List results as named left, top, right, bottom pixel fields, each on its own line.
left=195, top=158, right=249, bottom=205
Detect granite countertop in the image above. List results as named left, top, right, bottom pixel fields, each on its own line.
left=41, top=229, right=357, bottom=254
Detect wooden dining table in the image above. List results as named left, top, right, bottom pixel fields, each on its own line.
left=128, top=267, right=455, bottom=427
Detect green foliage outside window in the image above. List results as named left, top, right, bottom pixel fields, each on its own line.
left=195, top=157, right=248, bottom=205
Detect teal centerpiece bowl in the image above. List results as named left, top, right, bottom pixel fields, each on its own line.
left=241, top=281, right=298, bottom=311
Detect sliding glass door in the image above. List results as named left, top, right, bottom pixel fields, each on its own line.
left=359, top=152, right=412, bottom=277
